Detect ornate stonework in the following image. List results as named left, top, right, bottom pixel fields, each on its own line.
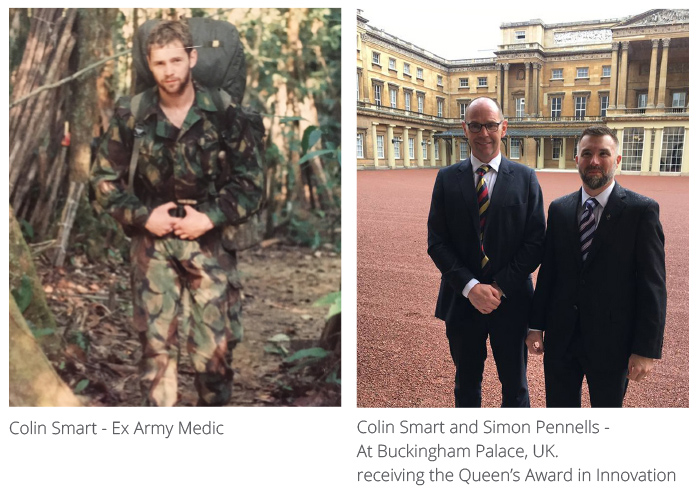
left=624, top=9, right=689, bottom=26
left=554, top=29, right=612, bottom=45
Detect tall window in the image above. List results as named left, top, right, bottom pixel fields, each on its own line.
left=356, top=134, right=364, bottom=158
left=460, top=102, right=468, bottom=121
left=460, top=141, right=468, bottom=160
left=403, top=62, right=410, bottom=74
left=661, top=127, right=685, bottom=172
left=417, top=68, right=423, bottom=79
left=374, top=84, right=382, bottom=106
left=551, top=69, right=563, bottom=80
left=409, top=138, right=415, bottom=159
left=459, top=78, right=469, bottom=88
left=576, top=67, right=589, bottom=78
left=515, top=30, right=525, bottom=40
left=478, top=77, right=487, bottom=87
left=437, top=99, right=444, bottom=118
left=437, top=75, right=443, bottom=86
left=600, top=95, right=609, bottom=117
left=417, top=94, right=424, bottom=114
left=552, top=139, right=562, bottom=159
left=510, top=138, right=521, bottom=159
left=672, top=92, right=687, bottom=112
left=405, top=92, right=411, bottom=111
left=637, top=93, right=648, bottom=109
left=575, top=96, right=587, bottom=119
left=393, top=137, right=401, bottom=159
left=372, top=52, right=380, bottom=65
left=434, top=142, right=439, bottom=160
left=422, top=141, right=428, bottom=160
left=376, top=135, right=385, bottom=158
left=390, top=88, right=397, bottom=108
left=356, top=73, right=359, bottom=101
left=515, top=97, right=525, bottom=118
left=622, top=128, right=644, bottom=171
left=602, top=65, right=611, bottom=77
left=551, top=97, right=562, bottom=119
left=388, top=58, right=396, bottom=70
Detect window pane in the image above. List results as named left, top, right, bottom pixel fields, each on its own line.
left=622, top=128, right=644, bottom=171
left=661, top=127, right=685, bottom=172
left=356, top=134, right=363, bottom=158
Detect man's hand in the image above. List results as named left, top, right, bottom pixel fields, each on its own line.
left=145, top=202, right=181, bottom=237
left=173, top=205, right=215, bottom=240
left=526, top=330, right=544, bottom=355
left=491, top=281, right=504, bottom=298
left=467, top=283, right=501, bottom=314
left=627, top=354, right=654, bottom=382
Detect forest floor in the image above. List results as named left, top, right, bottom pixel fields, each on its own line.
left=38, top=243, right=341, bottom=407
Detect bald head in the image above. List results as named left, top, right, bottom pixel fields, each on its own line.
left=465, top=97, right=504, bottom=122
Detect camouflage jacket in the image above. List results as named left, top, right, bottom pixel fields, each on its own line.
left=90, top=84, right=263, bottom=232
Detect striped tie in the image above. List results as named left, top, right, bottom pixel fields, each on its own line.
left=580, top=198, right=599, bottom=261
left=476, top=165, right=491, bottom=274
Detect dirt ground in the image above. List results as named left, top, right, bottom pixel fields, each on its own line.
left=39, top=244, right=341, bottom=407
left=357, top=169, right=689, bottom=408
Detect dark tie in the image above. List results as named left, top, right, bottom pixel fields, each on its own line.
left=476, top=165, right=491, bottom=273
left=580, top=198, right=599, bottom=261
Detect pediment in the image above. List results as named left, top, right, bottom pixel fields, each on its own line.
left=614, top=9, right=689, bottom=28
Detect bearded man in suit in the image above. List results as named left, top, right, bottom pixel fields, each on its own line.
left=526, top=126, right=666, bottom=407
left=428, top=97, right=545, bottom=407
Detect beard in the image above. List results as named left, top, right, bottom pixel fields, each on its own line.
left=579, top=166, right=613, bottom=190
left=157, top=71, right=191, bottom=97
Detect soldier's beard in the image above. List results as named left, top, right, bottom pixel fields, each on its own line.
left=158, top=71, right=192, bottom=97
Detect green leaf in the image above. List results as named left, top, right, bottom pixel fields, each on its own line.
left=74, top=379, right=90, bottom=394
left=11, top=275, right=33, bottom=313
left=296, top=149, right=336, bottom=166
left=301, top=125, right=317, bottom=153
left=285, top=347, right=329, bottom=363
left=264, top=344, right=288, bottom=356
left=19, top=219, right=34, bottom=240
left=313, top=291, right=341, bottom=307
left=32, top=327, right=55, bottom=339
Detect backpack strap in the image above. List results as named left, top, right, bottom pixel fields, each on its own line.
left=127, top=91, right=150, bottom=194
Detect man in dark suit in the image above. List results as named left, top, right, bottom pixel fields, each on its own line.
left=526, top=126, right=666, bottom=407
left=427, top=97, right=545, bottom=407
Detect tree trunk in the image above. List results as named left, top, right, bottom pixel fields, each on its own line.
left=9, top=295, right=82, bottom=407
left=9, top=205, right=60, bottom=357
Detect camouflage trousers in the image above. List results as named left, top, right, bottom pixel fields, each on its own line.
left=130, top=232, right=242, bottom=407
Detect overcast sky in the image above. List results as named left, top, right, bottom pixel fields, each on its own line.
left=358, top=2, right=676, bottom=60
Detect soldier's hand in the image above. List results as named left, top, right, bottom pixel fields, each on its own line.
left=145, top=202, right=181, bottom=237
left=173, top=205, right=214, bottom=240
left=628, top=354, right=654, bottom=382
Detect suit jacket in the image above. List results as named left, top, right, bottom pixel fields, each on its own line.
left=427, top=157, right=545, bottom=328
left=530, top=182, right=666, bottom=370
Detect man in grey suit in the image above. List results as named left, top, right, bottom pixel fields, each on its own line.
left=527, top=126, right=666, bottom=407
left=428, top=97, right=545, bottom=407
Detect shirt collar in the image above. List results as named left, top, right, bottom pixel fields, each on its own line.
left=581, top=180, right=615, bottom=208
left=471, top=153, right=501, bottom=173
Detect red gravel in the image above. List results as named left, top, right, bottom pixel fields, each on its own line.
left=357, top=169, right=689, bottom=408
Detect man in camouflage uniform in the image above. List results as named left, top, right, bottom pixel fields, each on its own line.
left=90, top=20, right=263, bottom=406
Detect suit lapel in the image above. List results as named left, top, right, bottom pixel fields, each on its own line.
left=457, top=159, right=481, bottom=238
left=584, top=182, right=626, bottom=268
left=564, top=190, right=584, bottom=269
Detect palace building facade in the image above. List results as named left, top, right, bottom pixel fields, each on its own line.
left=356, top=9, right=689, bottom=175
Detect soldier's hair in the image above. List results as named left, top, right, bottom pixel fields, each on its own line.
left=579, top=126, right=619, bottom=150
left=146, top=20, right=194, bottom=56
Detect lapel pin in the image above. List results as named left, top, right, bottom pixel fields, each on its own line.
left=606, top=214, right=610, bottom=220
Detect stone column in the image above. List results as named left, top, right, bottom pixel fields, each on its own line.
left=559, top=137, right=567, bottom=169
left=429, top=130, right=437, bottom=167
left=651, top=127, right=664, bottom=173
left=387, top=124, right=396, bottom=169
left=417, top=129, right=424, bottom=167
left=617, top=41, right=630, bottom=109
left=524, top=62, right=531, bottom=116
left=656, top=38, right=671, bottom=109
left=451, top=137, right=458, bottom=165
left=533, top=63, right=541, bottom=116
left=647, top=39, right=659, bottom=107
left=537, top=138, right=545, bottom=168
left=440, top=138, right=447, bottom=167
left=403, top=127, right=411, bottom=167
left=502, top=63, right=510, bottom=116
left=371, top=122, right=379, bottom=167
left=609, top=42, right=619, bottom=110
left=641, top=127, right=653, bottom=174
